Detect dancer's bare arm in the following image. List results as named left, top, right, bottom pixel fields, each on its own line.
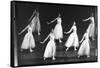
left=18, top=25, right=29, bottom=35
left=80, top=34, right=85, bottom=43
left=64, top=26, right=73, bottom=34
left=83, top=17, right=91, bottom=21
left=40, top=34, right=50, bottom=43
left=47, top=17, right=57, bottom=24
left=28, top=10, right=36, bottom=21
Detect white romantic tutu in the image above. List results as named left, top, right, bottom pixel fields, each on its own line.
left=54, top=23, right=63, bottom=39
left=21, top=32, right=35, bottom=49
left=78, top=39, right=90, bottom=56
left=65, top=32, right=79, bottom=48
left=31, top=16, right=41, bottom=33
left=44, top=39, right=56, bottom=58
left=87, top=22, right=95, bottom=39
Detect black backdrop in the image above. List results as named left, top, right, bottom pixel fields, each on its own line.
left=15, top=1, right=97, bottom=40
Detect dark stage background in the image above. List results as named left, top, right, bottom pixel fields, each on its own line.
left=14, top=1, right=97, bottom=66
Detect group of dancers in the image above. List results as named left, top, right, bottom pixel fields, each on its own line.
left=19, top=10, right=96, bottom=60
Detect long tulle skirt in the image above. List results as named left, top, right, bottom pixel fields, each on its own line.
left=78, top=39, right=90, bottom=56
left=87, top=22, right=95, bottom=39
left=65, top=33, right=79, bottom=47
left=21, top=33, right=35, bottom=49
left=44, top=40, right=56, bottom=58
left=54, top=24, right=63, bottom=39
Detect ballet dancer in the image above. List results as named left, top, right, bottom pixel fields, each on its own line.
left=41, top=29, right=56, bottom=60
left=78, top=30, right=90, bottom=58
left=29, top=10, right=41, bottom=35
left=19, top=24, right=35, bottom=52
left=82, top=13, right=95, bottom=40
left=64, top=21, right=79, bottom=51
left=47, top=14, right=63, bottom=43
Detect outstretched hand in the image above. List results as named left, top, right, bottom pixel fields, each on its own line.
left=82, top=19, right=86, bottom=21
left=18, top=32, right=21, bottom=35
left=38, top=33, right=41, bottom=35
left=64, top=32, right=68, bottom=34
left=47, top=22, right=50, bottom=24
left=40, top=42, right=44, bottom=44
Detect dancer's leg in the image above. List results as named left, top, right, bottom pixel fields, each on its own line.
left=74, top=47, right=77, bottom=51
left=59, top=38, right=62, bottom=43
left=66, top=47, right=69, bottom=51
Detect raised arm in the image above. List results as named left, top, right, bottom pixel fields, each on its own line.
left=41, top=34, right=50, bottom=43
left=18, top=25, right=29, bottom=35
left=83, top=17, right=91, bottom=21
left=47, top=17, right=57, bottom=24
left=80, top=33, right=85, bottom=43
left=28, top=10, right=36, bottom=22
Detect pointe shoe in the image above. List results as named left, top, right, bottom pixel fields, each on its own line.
left=30, top=49, right=33, bottom=52
left=44, top=58, right=46, bottom=60
left=87, top=56, right=90, bottom=58
left=74, top=48, right=77, bottom=51
left=38, top=33, right=40, bottom=35
left=52, top=57, right=56, bottom=60
left=21, top=49, right=23, bottom=52
left=59, top=40, right=62, bottom=43
left=66, top=48, right=68, bottom=51
left=78, top=55, right=80, bottom=58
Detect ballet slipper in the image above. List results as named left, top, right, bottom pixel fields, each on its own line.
left=30, top=49, right=33, bottom=52
left=74, top=48, right=77, bottom=51
left=59, top=40, right=62, bottom=43
left=21, top=49, right=23, bottom=52
left=44, top=57, right=46, bottom=60
left=52, top=57, right=56, bottom=60
left=38, top=33, right=40, bottom=35
left=87, top=55, right=90, bottom=58
left=66, top=48, right=69, bottom=51
left=78, top=55, right=80, bottom=58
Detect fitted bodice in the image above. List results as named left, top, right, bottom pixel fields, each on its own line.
left=57, top=17, right=61, bottom=24
left=49, top=33, right=55, bottom=40
left=28, top=26, right=32, bottom=33
left=72, top=25, right=77, bottom=33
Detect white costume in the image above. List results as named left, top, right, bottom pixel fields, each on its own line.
left=30, top=11, right=41, bottom=35
left=87, top=17, right=95, bottom=40
left=48, top=14, right=63, bottom=43
left=44, top=33, right=56, bottom=58
left=21, top=26, right=35, bottom=52
left=65, top=24, right=79, bottom=49
left=54, top=17, right=63, bottom=39
left=78, top=31, right=90, bottom=57
left=83, top=16, right=95, bottom=40
left=42, top=31, right=56, bottom=60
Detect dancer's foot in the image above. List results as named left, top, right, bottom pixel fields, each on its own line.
left=74, top=48, right=77, bottom=51
left=30, top=49, right=33, bottom=52
left=38, top=33, right=40, bottom=35
left=78, top=55, right=80, bottom=58
left=66, top=48, right=69, bottom=51
left=93, top=38, right=95, bottom=41
left=44, top=58, right=46, bottom=60
left=21, top=49, right=23, bottom=52
left=52, top=57, right=56, bottom=60
left=59, top=39, right=62, bottom=43
left=87, top=55, right=90, bottom=58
